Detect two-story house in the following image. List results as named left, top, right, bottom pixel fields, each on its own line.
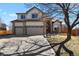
left=11, top=7, right=62, bottom=36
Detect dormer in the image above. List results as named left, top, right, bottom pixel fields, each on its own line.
left=16, top=13, right=26, bottom=20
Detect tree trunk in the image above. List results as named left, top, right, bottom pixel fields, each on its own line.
left=56, top=27, right=74, bottom=56
left=62, top=28, right=72, bottom=44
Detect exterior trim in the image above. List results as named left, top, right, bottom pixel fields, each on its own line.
left=11, top=19, right=44, bottom=22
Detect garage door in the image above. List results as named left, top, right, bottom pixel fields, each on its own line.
left=27, top=26, right=44, bottom=35
left=15, top=27, right=24, bottom=35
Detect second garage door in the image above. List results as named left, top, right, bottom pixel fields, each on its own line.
left=27, top=26, right=44, bottom=35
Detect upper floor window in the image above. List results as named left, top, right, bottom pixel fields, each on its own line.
left=21, top=15, right=25, bottom=19
left=32, top=13, right=38, bottom=18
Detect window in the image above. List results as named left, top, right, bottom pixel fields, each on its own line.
left=21, top=15, right=25, bottom=19
left=32, top=13, right=38, bottom=18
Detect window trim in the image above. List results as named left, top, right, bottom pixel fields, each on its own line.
left=32, top=13, right=38, bottom=18
left=21, top=15, right=25, bottom=19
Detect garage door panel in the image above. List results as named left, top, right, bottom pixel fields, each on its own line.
left=15, top=27, right=24, bottom=35
left=27, top=27, right=44, bottom=35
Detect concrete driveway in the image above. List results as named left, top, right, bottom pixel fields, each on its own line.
left=0, top=35, right=55, bottom=56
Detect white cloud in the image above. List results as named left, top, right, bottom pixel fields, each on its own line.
left=8, top=14, right=17, bottom=17
left=2, top=12, right=7, bottom=15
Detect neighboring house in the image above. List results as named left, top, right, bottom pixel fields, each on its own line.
left=52, top=20, right=62, bottom=33
left=0, top=23, right=6, bottom=30
left=11, top=7, right=62, bottom=35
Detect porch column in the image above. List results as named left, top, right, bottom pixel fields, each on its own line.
left=12, top=22, right=15, bottom=34
left=23, top=21, right=27, bottom=35
left=43, top=21, right=46, bottom=35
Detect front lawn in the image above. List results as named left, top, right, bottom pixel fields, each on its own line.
left=47, top=34, right=79, bottom=56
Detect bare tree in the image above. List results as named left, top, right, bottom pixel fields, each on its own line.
left=35, top=3, right=79, bottom=56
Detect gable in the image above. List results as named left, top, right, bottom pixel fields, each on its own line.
left=26, top=7, right=45, bottom=14
left=27, top=8, right=42, bottom=14
left=26, top=7, right=43, bottom=19
left=16, top=7, right=46, bottom=20
left=53, top=22, right=60, bottom=26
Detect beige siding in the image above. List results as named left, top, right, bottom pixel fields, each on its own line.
left=15, top=22, right=24, bottom=26
left=26, top=8, right=42, bottom=19
left=26, top=21, right=44, bottom=26
left=17, top=8, right=43, bottom=20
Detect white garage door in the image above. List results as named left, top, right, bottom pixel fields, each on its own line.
left=15, top=27, right=24, bottom=35
left=27, top=27, right=44, bottom=35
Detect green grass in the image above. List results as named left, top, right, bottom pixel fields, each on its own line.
left=47, top=35, right=79, bottom=56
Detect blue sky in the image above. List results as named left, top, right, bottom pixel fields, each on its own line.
left=0, top=3, right=33, bottom=26
left=0, top=3, right=78, bottom=28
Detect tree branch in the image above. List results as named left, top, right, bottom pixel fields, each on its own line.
left=71, top=13, right=79, bottom=28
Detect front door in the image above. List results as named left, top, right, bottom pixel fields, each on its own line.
left=54, top=27, right=59, bottom=34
